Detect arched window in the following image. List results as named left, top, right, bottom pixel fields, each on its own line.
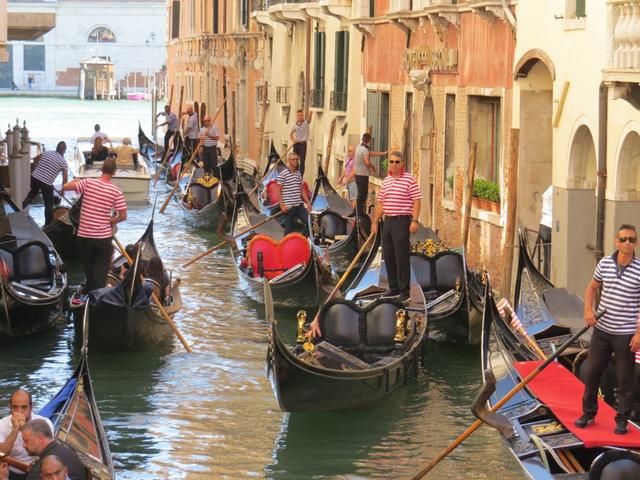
left=88, top=27, right=116, bottom=43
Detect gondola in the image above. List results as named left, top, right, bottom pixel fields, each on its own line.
left=174, top=145, right=237, bottom=229
left=138, top=123, right=164, bottom=165
left=42, top=199, right=81, bottom=263
left=0, top=192, right=67, bottom=337
left=257, top=142, right=289, bottom=216
left=265, top=230, right=428, bottom=413
left=71, top=220, right=182, bottom=350
left=229, top=180, right=324, bottom=307
left=308, top=165, right=371, bottom=274
left=37, top=304, right=115, bottom=479
left=481, top=275, right=640, bottom=478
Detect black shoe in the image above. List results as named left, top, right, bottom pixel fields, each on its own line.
left=381, top=289, right=400, bottom=299
left=398, top=292, right=411, bottom=303
left=574, top=414, right=594, bottom=428
left=615, top=419, right=628, bottom=435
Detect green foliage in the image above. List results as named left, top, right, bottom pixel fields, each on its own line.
left=472, top=178, right=500, bottom=203
left=447, top=175, right=454, bottom=190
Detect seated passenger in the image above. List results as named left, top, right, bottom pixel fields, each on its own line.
left=118, top=243, right=140, bottom=279
left=110, top=138, right=138, bottom=169
left=39, top=455, right=69, bottom=480
left=0, top=390, right=54, bottom=480
left=86, top=137, right=109, bottom=165
left=143, top=256, right=170, bottom=302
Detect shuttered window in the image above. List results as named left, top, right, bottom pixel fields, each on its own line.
left=312, top=31, right=325, bottom=108
left=213, top=0, right=219, bottom=34
left=332, top=31, right=349, bottom=111
left=366, top=91, right=390, bottom=178
left=171, top=1, right=180, bottom=39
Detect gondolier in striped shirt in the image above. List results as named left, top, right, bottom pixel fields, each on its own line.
left=157, top=104, right=179, bottom=160
left=576, top=224, right=640, bottom=435
left=371, top=151, right=421, bottom=303
left=277, top=152, right=311, bottom=236
left=22, top=141, right=68, bottom=226
left=289, top=110, right=312, bottom=177
left=354, top=133, right=388, bottom=215
left=198, top=115, right=220, bottom=176
left=62, top=158, right=127, bottom=293
left=183, top=105, right=199, bottom=160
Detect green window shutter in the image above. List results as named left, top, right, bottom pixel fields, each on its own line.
left=576, top=0, right=586, bottom=18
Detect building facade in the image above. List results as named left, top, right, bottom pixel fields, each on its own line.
left=4, top=0, right=165, bottom=93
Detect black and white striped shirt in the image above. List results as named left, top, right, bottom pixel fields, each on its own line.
left=276, top=169, right=303, bottom=208
left=594, top=253, right=640, bottom=335
left=291, top=120, right=309, bottom=143
left=32, top=150, right=67, bottom=185
left=199, top=125, right=219, bottom=147
left=354, top=143, right=370, bottom=176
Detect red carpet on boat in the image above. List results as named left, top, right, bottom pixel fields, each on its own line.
left=514, top=361, right=640, bottom=448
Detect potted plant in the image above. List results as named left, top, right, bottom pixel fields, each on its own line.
left=472, top=178, right=500, bottom=213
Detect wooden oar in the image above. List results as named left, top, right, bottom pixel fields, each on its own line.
left=247, top=143, right=295, bottom=198
left=112, top=236, right=193, bottom=353
left=309, top=231, right=376, bottom=337
left=496, top=298, right=547, bottom=360
left=182, top=210, right=285, bottom=268
left=159, top=96, right=228, bottom=214
left=410, top=311, right=604, bottom=479
left=0, top=453, right=30, bottom=472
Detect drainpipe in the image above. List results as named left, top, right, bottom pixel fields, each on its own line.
left=595, top=83, right=608, bottom=261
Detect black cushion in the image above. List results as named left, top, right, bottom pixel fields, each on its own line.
left=14, top=241, right=51, bottom=279
left=318, top=211, right=349, bottom=240
left=434, top=252, right=463, bottom=291
left=366, top=301, right=400, bottom=347
left=320, top=302, right=360, bottom=347
left=410, top=254, right=433, bottom=291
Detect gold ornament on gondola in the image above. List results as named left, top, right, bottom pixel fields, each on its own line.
left=393, top=309, right=407, bottom=342
left=411, top=238, right=448, bottom=257
left=196, top=174, right=219, bottom=188
left=531, top=421, right=564, bottom=436
left=455, top=277, right=461, bottom=291
left=481, top=263, right=487, bottom=285
left=296, top=310, right=307, bottom=343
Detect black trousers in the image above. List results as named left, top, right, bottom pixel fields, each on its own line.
left=293, top=142, right=307, bottom=176
left=582, top=327, right=636, bottom=421
left=202, top=146, right=218, bottom=175
left=355, top=175, right=369, bottom=214
left=23, top=176, right=55, bottom=225
left=539, top=223, right=552, bottom=278
left=186, top=137, right=198, bottom=162
left=163, top=130, right=177, bottom=159
left=284, top=204, right=309, bottom=236
left=78, top=237, right=114, bottom=292
left=382, top=216, right=411, bottom=296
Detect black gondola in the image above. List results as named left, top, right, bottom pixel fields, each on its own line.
left=481, top=274, right=640, bottom=478
left=265, top=230, right=428, bottom=413
left=71, top=220, right=182, bottom=350
left=138, top=123, right=164, bottom=164
left=38, top=304, right=115, bottom=479
left=174, top=146, right=237, bottom=229
left=42, top=199, right=81, bottom=263
left=0, top=192, right=67, bottom=337
left=308, top=165, right=371, bottom=275
left=229, top=180, right=323, bottom=307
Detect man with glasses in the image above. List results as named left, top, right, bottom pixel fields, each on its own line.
left=198, top=115, right=220, bottom=176
left=370, top=151, right=421, bottom=303
left=276, top=153, right=311, bottom=235
left=575, top=224, right=640, bottom=435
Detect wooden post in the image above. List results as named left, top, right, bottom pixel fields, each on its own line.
left=501, top=129, right=520, bottom=298
left=322, top=117, right=336, bottom=176
left=222, top=68, right=229, bottom=135
left=168, top=85, right=175, bottom=111
left=461, top=143, right=478, bottom=252
left=232, top=90, right=237, bottom=153
left=177, top=85, right=185, bottom=135
left=256, top=81, right=268, bottom=168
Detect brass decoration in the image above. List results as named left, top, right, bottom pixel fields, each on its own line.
left=296, top=310, right=307, bottom=343
left=455, top=277, right=461, bottom=291
left=531, top=421, right=564, bottom=436
left=196, top=174, right=219, bottom=188
left=394, top=309, right=407, bottom=342
left=411, top=238, right=447, bottom=257
left=480, top=264, right=487, bottom=285
left=303, top=339, right=315, bottom=352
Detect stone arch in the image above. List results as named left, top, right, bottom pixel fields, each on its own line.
left=514, top=49, right=556, bottom=81
left=566, top=123, right=597, bottom=189
left=87, top=26, right=117, bottom=43
left=613, top=127, right=640, bottom=201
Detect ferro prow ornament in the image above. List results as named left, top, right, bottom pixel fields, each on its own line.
left=394, top=308, right=408, bottom=342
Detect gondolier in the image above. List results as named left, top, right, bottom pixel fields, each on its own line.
left=184, top=105, right=199, bottom=159
left=62, top=159, right=127, bottom=293
left=289, top=110, right=312, bottom=176
left=198, top=115, right=220, bottom=175
left=354, top=133, right=387, bottom=215
left=575, top=224, right=640, bottom=435
left=157, top=104, right=178, bottom=160
left=22, top=141, right=68, bottom=226
left=371, top=151, right=421, bottom=302
left=277, top=153, right=311, bottom=236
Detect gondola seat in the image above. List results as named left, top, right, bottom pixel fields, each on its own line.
left=317, top=211, right=351, bottom=241
left=410, top=251, right=464, bottom=295
left=188, top=183, right=218, bottom=209
left=0, top=241, right=53, bottom=282
left=246, top=233, right=311, bottom=280
left=319, top=298, right=406, bottom=356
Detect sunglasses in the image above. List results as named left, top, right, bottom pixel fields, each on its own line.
left=618, top=236, right=637, bottom=243
left=389, top=160, right=402, bottom=164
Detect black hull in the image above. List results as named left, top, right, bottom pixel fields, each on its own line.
left=0, top=293, right=65, bottom=337
left=42, top=205, right=79, bottom=262
left=177, top=190, right=230, bottom=229
left=138, top=124, right=163, bottom=163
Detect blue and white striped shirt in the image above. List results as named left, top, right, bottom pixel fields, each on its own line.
left=594, top=253, right=640, bottom=335
left=276, top=169, right=303, bottom=208
left=32, top=150, right=67, bottom=185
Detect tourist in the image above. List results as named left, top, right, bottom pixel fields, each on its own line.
left=143, top=256, right=170, bottom=303
left=0, top=390, right=54, bottom=480
left=62, top=159, right=127, bottom=293
left=89, top=125, right=108, bottom=143
left=39, top=455, right=70, bottom=480
left=198, top=115, right=220, bottom=175
left=156, top=104, right=178, bottom=160
left=354, top=133, right=387, bottom=215
left=575, top=224, right=640, bottom=435
left=86, top=137, right=109, bottom=165
left=22, top=141, right=68, bottom=226
left=277, top=152, right=311, bottom=236
left=338, top=145, right=357, bottom=211
left=289, top=110, right=312, bottom=176
left=109, top=138, right=138, bottom=168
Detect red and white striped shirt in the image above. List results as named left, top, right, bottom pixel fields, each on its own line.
left=72, top=178, right=126, bottom=239
left=379, top=171, right=421, bottom=216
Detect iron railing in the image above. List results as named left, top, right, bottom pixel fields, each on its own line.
left=309, top=89, right=324, bottom=108
left=330, top=90, right=347, bottom=111
left=276, top=86, right=290, bottom=104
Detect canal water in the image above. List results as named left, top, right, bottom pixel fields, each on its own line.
left=0, top=97, right=518, bottom=479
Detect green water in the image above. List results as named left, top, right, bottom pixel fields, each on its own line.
left=0, top=98, right=519, bottom=479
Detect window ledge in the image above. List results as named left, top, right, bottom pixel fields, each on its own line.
left=442, top=198, right=502, bottom=226
left=563, top=17, right=586, bottom=31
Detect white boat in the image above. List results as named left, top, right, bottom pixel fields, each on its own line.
left=72, top=137, right=150, bottom=204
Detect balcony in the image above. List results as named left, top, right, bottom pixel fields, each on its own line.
left=309, top=89, right=324, bottom=108
left=268, top=0, right=308, bottom=26
left=276, top=86, right=291, bottom=104
left=330, top=91, right=347, bottom=112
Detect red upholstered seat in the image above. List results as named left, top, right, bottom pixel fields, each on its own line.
left=246, top=233, right=310, bottom=280
left=266, top=180, right=280, bottom=205
left=302, top=181, right=311, bottom=201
